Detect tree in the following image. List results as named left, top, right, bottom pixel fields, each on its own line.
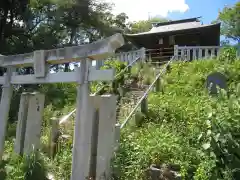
left=128, top=17, right=168, bottom=34
left=217, top=2, right=240, bottom=42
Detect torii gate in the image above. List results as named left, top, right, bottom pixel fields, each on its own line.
left=0, top=33, right=124, bottom=180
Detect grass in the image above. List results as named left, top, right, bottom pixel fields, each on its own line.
left=2, top=56, right=240, bottom=180
left=0, top=60, right=154, bottom=180
left=112, top=57, right=240, bottom=180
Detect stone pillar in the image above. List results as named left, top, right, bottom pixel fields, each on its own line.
left=0, top=68, right=14, bottom=159
left=14, top=93, right=30, bottom=155
left=23, top=92, right=45, bottom=155
left=71, top=59, right=95, bottom=180
left=96, top=95, right=117, bottom=180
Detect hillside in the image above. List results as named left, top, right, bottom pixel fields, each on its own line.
left=113, top=58, right=240, bottom=180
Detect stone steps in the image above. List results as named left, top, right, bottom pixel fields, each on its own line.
left=116, top=86, right=148, bottom=123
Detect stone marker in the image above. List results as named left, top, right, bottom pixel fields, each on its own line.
left=24, top=92, right=45, bottom=155
left=206, top=72, right=227, bottom=95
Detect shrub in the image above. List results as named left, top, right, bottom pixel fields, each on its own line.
left=218, top=47, right=237, bottom=62
left=113, top=58, right=240, bottom=179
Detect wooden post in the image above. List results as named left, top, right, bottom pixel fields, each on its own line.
left=193, top=48, right=197, bottom=60
left=187, top=49, right=191, bottom=61
left=156, top=77, right=161, bottom=92
left=174, top=45, right=178, bottom=60
left=49, top=117, right=59, bottom=158
left=96, top=95, right=117, bottom=180
left=114, top=123, right=121, bottom=151
left=211, top=48, right=215, bottom=58
left=199, top=48, right=203, bottom=59
left=181, top=49, right=184, bottom=60
left=14, top=93, right=30, bottom=155
left=140, top=48, right=146, bottom=62
left=0, top=68, right=14, bottom=159
left=23, top=92, right=45, bottom=155
left=141, top=97, right=148, bottom=115
left=71, top=59, right=95, bottom=180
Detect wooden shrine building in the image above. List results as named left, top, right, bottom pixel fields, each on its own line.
left=124, top=17, right=221, bottom=62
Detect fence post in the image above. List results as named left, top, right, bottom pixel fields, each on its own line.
left=156, top=77, right=161, bottom=92
left=141, top=97, right=148, bottom=115
left=49, top=117, right=60, bottom=158
left=114, top=123, right=121, bottom=151
left=174, top=45, right=179, bottom=60
left=140, top=47, right=146, bottom=62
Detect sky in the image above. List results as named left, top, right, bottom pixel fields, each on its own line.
left=103, top=0, right=238, bottom=24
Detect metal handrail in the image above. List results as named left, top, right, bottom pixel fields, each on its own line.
left=120, top=55, right=176, bottom=129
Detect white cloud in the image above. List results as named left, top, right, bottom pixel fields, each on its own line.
left=102, top=0, right=189, bottom=22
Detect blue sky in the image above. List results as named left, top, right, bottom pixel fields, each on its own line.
left=168, top=0, right=239, bottom=24
left=105, top=0, right=238, bottom=24
left=104, top=0, right=238, bottom=44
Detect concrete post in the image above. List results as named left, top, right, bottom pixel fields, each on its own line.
left=96, top=95, right=117, bottom=180
left=0, top=68, right=14, bottom=159
left=23, top=92, right=45, bottom=155
left=14, top=93, right=30, bottom=155
left=71, top=59, right=95, bottom=180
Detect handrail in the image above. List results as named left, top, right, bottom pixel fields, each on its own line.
left=57, top=56, right=142, bottom=125
left=120, top=55, right=176, bottom=129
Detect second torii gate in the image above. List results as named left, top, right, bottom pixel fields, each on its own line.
left=0, top=33, right=125, bottom=180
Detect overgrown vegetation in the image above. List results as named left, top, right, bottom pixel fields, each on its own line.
left=112, top=51, right=240, bottom=179
left=0, top=59, right=150, bottom=179
left=0, top=0, right=239, bottom=178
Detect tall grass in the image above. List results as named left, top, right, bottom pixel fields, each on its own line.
left=113, top=58, right=240, bottom=179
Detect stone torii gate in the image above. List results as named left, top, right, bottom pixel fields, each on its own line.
left=0, top=33, right=124, bottom=180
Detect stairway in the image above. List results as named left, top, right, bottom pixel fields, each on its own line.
left=116, top=85, right=149, bottom=124
left=115, top=66, right=163, bottom=124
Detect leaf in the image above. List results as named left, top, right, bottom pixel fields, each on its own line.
left=208, top=112, right=213, bottom=118
left=202, top=142, right=211, bottom=150
left=214, top=133, right=221, bottom=142
left=207, top=130, right=212, bottom=136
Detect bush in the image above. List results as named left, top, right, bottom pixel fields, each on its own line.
left=218, top=47, right=237, bottom=62
left=113, top=58, right=240, bottom=179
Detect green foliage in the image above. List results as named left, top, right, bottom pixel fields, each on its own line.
left=113, top=58, right=240, bottom=179
left=40, top=83, right=77, bottom=110
left=128, top=17, right=168, bottom=34
left=100, top=60, right=128, bottom=94
left=217, top=2, right=240, bottom=41
left=218, top=46, right=237, bottom=62
left=0, top=148, right=48, bottom=180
